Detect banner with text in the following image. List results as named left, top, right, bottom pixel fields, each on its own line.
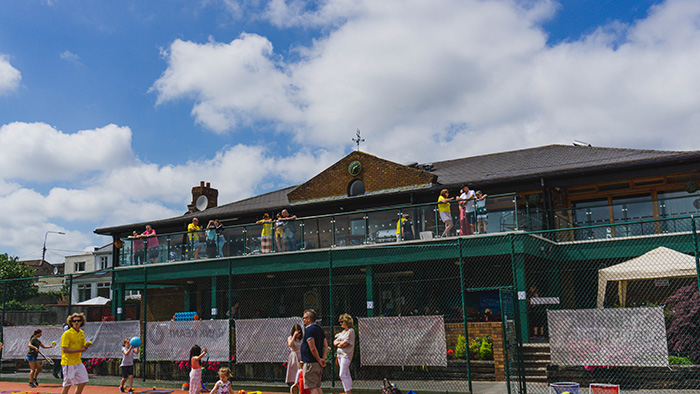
left=1, top=321, right=139, bottom=359
left=549, top=307, right=669, bottom=367
left=146, top=320, right=230, bottom=361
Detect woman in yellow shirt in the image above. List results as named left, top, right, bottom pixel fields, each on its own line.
left=256, top=213, right=275, bottom=254
left=438, top=189, right=455, bottom=238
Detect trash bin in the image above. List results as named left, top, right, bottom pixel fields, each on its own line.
left=549, top=382, right=580, bottom=394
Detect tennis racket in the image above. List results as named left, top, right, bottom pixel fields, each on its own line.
left=38, top=349, right=55, bottom=365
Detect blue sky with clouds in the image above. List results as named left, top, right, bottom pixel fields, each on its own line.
left=1, top=0, right=699, bottom=263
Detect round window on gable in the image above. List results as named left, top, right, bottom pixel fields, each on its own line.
left=348, top=179, right=365, bottom=197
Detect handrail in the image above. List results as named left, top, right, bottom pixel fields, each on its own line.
left=118, top=192, right=520, bottom=242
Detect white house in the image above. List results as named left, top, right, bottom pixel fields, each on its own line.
left=63, top=244, right=113, bottom=303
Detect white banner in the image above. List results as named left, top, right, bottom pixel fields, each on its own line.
left=82, top=321, right=140, bottom=358
left=235, top=317, right=304, bottom=363
left=549, top=307, right=669, bottom=367
left=2, top=326, right=64, bottom=359
left=2, top=321, right=139, bottom=359
left=358, top=315, right=447, bottom=367
left=145, top=320, right=230, bottom=361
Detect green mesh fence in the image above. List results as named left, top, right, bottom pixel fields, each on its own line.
left=2, top=216, right=700, bottom=394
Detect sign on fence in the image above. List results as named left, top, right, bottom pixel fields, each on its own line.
left=1, top=321, right=139, bottom=359
left=548, top=307, right=669, bottom=367
left=145, top=320, right=229, bottom=361
left=358, top=315, right=447, bottom=367
left=235, top=317, right=303, bottom=363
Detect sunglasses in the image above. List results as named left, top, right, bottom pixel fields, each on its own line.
left=71, top=319, right=82, bottom=323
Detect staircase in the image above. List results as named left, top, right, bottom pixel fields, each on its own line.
left=522, top=342, right=550, bottom=383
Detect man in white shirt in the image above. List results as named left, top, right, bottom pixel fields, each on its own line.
left=459, top=185, right=476, bottom=235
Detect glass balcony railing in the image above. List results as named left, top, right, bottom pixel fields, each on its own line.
left=116, top=191, right=700, bottom=266
left=118, top=193, right=523, bottom=266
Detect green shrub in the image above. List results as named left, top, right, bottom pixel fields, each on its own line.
left=468, top=336, right=494, bottom=360
left=479, top=336, right=493, bottom=360
left=455, top=335, right=467, bottom=359
left=5, top=300, right=46, bottom=311
left=669, top=355, right=693, bottom=365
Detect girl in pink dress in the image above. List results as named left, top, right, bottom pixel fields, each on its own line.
left=189, top=345, right=207, bottom=394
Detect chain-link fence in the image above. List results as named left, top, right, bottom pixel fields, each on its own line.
left=2, top=216, right=700, bottom=393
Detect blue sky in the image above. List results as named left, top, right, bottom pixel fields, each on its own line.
left=1, top=0, right=699, bottom=263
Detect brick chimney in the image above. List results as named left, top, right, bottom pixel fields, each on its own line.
left=190, top=181, right=218, bottom=211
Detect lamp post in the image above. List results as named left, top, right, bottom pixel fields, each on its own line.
left=42, top=231, right=65, bottom=263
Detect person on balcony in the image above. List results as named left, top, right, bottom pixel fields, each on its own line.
left=280, top=209, right=298, bottom=251
left=141, top=224, right=159, bottom=264
left=438, top=189, right=455, bottom=238
left=213, top=219, right=225, bottom=257
left=459, top=185, right=476, bottom=236
left=128, top=231, right=145, bottom=265
left=187, top=218, right=202, bottom=260
left=475, top=191, right=489, bottom=234
left=256, top=213, right=274, bottom=254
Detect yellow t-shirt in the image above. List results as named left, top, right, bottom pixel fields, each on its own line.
left=187, top=223, right=201, bottom=241
left=438, top=196, right=451, bottom=213
left=396, top=218, right=406, bottom=235
left=61, top=328, right=86, bottom=366
left=260, top=220, right=273, bottom=237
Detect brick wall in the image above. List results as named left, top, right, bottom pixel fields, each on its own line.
left=288, top=151, right=436, bottom=202
left=446, top=322, right=505, bottom=381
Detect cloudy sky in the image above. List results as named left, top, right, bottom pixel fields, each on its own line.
left=1, top=0, right=699, bottom=263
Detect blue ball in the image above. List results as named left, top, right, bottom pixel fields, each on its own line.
left=130, top=336, right=141, bottom=347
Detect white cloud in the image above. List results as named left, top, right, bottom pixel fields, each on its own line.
left=0, top=122, right=338, bottom=262
left=152, top=34, right=302, bottom=133
left=151, top=0, right=700, bottom=163
left=0, top=55, right=21, bottom=95
left=0, top=122, right=136, bottom=182
left=60, top=50, right=82, bottom=66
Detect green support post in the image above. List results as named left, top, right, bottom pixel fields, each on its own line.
left=365, top=266, right=374, bottom=317
left=457, top=239, right=473, bottom=393
left=329, top=249, right=335, bottom=387
left=692, top=216, right=700, bottom=295
left=142, top=266, right=148, bottom=382
left=68, top=274, right=73, bottom=316
left=510, top=234, right=529, bottom=343
left=228, top=261, right=233, bottom=368
left=212, top=276, right=218, bottom=319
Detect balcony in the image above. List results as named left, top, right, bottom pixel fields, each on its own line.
left=117, top=191, right=700, bottom=267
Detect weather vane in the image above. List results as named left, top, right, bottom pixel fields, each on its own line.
left=352, top=129, right=365, bottom=151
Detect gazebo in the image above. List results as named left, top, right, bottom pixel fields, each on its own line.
left=596, top=247, right=698, bottom=308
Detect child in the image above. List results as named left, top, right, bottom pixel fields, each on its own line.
left=189, top=344, right=208, bottom=394
left=211, top=367, right=235, bottom=394
left=27, top=328, right=56, bottom=387
left=119, top=338, right=140, bottom=393
left=290, top=362, right=309, bottom=394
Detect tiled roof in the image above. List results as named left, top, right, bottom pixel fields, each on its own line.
left=430, top=144, right=700, bottom=186
left=95, top=145, right=700, bottom=235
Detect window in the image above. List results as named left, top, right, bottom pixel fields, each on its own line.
left=348, top=179, right=365, bottom=196
left=78, top=284, right=91, bottom=302
left=74, top=261, right=85, bottom=272
left=97, top=282, right=110, bottom=298
left=98, top=256, right=110, bottom=270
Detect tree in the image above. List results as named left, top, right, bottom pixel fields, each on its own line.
left=665, top=284, right=700, bottom=363
left=0, top=253, right=39, bottom=302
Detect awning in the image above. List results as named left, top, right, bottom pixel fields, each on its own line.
left=75, top=296, right=111, bottom=305
left=596, top=246, right=698, bottom=308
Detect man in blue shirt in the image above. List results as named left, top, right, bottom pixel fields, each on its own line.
left=300, top=309, right=328, bottom=394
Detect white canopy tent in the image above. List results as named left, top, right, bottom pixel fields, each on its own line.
left=75, top=296, right=110, bottom=305
left=596, top=246, right=698, bottom=308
